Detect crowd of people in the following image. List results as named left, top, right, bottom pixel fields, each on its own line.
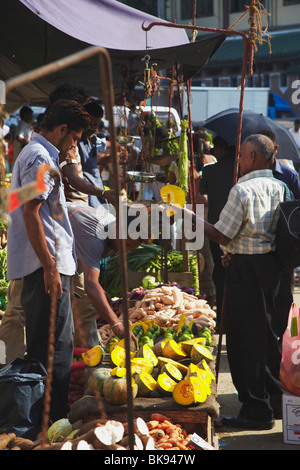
left=1, top=82, right=300, bottom=435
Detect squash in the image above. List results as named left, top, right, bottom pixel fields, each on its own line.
left=161, top=362, right=182, bottom=382
left=186, top=364, right=211, bottom=394
left=152, top=339, right=169, bottom=357
left=198, top=359, right=215, bottom=381
left=180, top=337, right=206, bottom=355
left=162, top=339, right=187, bottom=361
left=137, top=344, right=158, bottom=367
left=156, top=373, right=177, bottom=397
left=129, top=358, right=154, bottom=375
left=111, top=366, right=127, bottom=378
left=157, top=357, right=189, bottom=375
left=190, top=344, right=213, bottom=364
left=87, top=367, right=113, bottom=395
left=135, top=371, right=157, bottom=397
left=82, top=344, right=104, bottom=367
left=110, top=345, right=135, bottom=367
left=173, top=376, right=208, bottom=406
left=103, top=376, right=138, bottom=405
left=160, top=184, right=186, bottom=216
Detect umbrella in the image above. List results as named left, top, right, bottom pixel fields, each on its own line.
left=202, top=108, right=300, bottom=162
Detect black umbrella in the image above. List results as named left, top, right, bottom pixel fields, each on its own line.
left=202, top=108, right=300, bottom=162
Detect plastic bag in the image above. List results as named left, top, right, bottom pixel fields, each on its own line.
left=280, top=302, right=300, bottom=396
left=0, top=358, right=47, bottom=439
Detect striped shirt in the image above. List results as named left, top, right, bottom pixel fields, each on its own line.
left=214, top=169, right=292, bottom=255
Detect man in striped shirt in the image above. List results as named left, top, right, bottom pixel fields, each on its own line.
left=175, top=133, right=292, bottom=430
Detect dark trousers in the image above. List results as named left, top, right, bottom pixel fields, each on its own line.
left=274, top=270, right=294, bottom=341
left=210, top=240, right=226, bottom=325
left=224, top=253, right=284, bottom=422
left=21, top=268, right=74, bottom=423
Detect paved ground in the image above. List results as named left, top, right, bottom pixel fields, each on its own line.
left=214, top=287, right=300, bottom=450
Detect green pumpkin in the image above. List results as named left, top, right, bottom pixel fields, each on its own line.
left=87, top=367, right=112, bottom=395
left=103, top=375, right=138, bottom=405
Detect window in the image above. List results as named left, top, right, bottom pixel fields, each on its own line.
left=181, top=0, right=213, bottom=20
left=230, top=0, right=265, bottom=13
left=122, top=0, right=158, bottom=16
left=283, top=0, right=300, bottom=5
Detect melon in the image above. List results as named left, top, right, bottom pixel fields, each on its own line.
left=173, top=376, right=208, bottom=406
left=88, top=367, right=113, bottom=395
left=102, top=376, right=138, bottom=405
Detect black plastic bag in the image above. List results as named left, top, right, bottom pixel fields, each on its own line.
left=0, top=358, right=47, bottom=440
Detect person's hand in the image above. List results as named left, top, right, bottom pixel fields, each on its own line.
left=221, top=254, right=231, bottom=268
left=44, top=264, right=62, bottom=299
left=103, top=189, right=116, bottom=206
left=111, top=323, right=139, bottom=349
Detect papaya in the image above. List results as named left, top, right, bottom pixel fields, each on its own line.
left=156, top=373, right=177, bottom=397
left=173, top=376, right=208, bottom=406
left=87, top=367, right=112, bottom=395
left=81, top=344, right=103, bottom=367
left=161, top=362, right=182, bottom=382
left=137, top=343, right=158, bottom=367
left=135, top=371, right=157, bottom=397
left=190, top=343, right=213, bottom=364
left=162, top=339, right=187, bottom=361
left=102, top=376, right=138, bottom=405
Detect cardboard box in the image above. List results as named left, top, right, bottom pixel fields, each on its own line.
left=282, top=391, right=300, bottom=445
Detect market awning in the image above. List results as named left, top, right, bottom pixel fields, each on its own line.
left=0, top=0, right=225, bottom=112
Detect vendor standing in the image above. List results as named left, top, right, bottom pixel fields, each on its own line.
left=173, top=134, right=292, bottom=430
left=6, top=99, right=90, bottom=423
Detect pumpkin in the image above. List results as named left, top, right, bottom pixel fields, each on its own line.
left=190, top=343, right=213, bottom=364
left=110, top=345, right=135, bottom=367
left=128, top=358, right=154, bottom=375
left=173, top=376, right=208, bottom=406
left=157, top=357, right=189, bottom=375
left=87, top=367, right=113, bottom=395
left=161, top=362, right=182, bottom=382
left=162, top=339, right=187, bottom=361
left=180, top=337, right=206, bottom=355
left=198, top=359, right=216, bottom=381
left=111, top=366, right=127, bottom=378
left=137, top=343, right=158, bottom=367
left=160, top=184, right=186, bottom=216
left=82, top=344, right=104, bottom=367
left=152, top=339, right=169, bottom=357
left=156, top=373, right=177, bottom=397
left=135, top=371, right=157, bottom=397
left=103, top=376, right=138, bottom=405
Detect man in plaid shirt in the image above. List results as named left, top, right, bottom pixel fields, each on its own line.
left=175, top=133, right=292, bottom=430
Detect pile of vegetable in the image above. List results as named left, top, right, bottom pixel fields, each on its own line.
left=99, top=244, right=201, bottom=298
left=0, top=414, right=197, bottom=450
left=98, top=284, right=215, bottom=346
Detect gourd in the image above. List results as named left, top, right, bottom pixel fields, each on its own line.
left=180, top=337, right=206, bottom=355
left=161, top=362, right=182, bottom=382
left=82, top=344, right=104, bottom=367
left=156, top=373, right=177, bottom=397
left=157, top=356, right=189, bottom=375
left=135, top=371, right=157, bottom=397
left=162, top=339, right=187, bottom=361
left=136, top=343, right=158, bottom=367
left=88, top=367, right=112, bottom=395
left=103, top=376, right=138, bottom=405
left=190, top=343, right=213, bottom=364
left=173, top=376, right=208, bottom=406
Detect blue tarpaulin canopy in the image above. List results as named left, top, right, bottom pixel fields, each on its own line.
left=0, top=0, right=225, bottom=112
